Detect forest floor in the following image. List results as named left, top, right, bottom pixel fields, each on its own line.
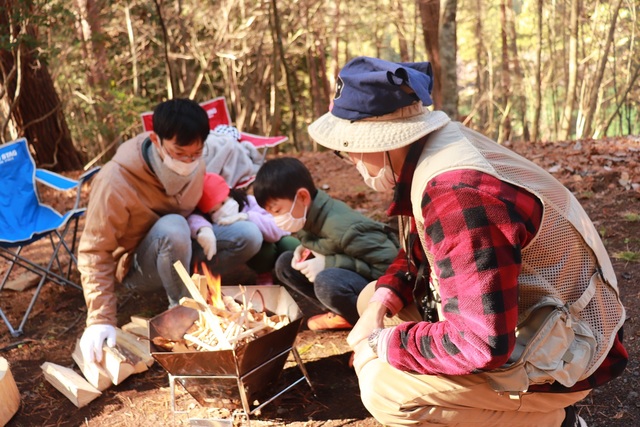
left=1, top=136, right=639, bottom=427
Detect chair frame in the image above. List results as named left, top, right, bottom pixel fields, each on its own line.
left=0, top=138, right=100, bottom=337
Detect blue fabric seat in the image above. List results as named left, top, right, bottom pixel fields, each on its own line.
left=0, top=138, right=99, bottom=337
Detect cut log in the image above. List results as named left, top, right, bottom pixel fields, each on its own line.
left=0, top=357, right=20, bottom=425
left=40, top=362, right=101, bottom=408
left=4, top=271, right=40, bottom=291
left=115, top=328, right=154, bottom=371
left=71, top=340, right=111, bottom=391
left=102, top=346, right=136, bottom=386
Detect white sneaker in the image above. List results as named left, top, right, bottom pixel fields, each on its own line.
left=577, top=415, right=588, bottom=427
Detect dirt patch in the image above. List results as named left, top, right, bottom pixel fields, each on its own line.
left=1, top=137, right=640, bottom=426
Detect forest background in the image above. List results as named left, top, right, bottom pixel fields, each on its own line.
left=0, top=0, right=637, bottom=170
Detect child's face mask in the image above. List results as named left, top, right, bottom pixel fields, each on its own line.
left=273, top=193, right=307, bottom=232
left=211, top=198, right=240, bottom=223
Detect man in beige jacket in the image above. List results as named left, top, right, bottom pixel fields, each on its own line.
left=77, top=98, right=262, bottom=363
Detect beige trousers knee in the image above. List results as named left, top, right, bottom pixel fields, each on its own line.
left=356, top=282, right=590, bottom=426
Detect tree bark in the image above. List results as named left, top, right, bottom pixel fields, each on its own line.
left=417, top=0, right=442, bottom=109
left=531, top=0, right=543, bottom=142
left=439, top=0, right=457, bottom=118
left=558, top=0, right=578, bottom=141
left=0, top=2, right=83, bottom=171
left=498, top=0, right=511, bottom=143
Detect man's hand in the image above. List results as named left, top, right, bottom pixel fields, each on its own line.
left=196, top=227, right=217, bottom=260
left=79, top=324, right=116, bottom=363
left=298, top=252, right=325, bottom=282
left=351, top=338, right=378, bottom=375
left=347, top=301, right=387, bottom=349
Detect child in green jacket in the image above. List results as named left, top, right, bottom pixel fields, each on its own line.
left=253, top=157, right=399, bottom=330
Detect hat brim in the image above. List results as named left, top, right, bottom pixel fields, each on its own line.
left=308, top=109, right=450, bottom=153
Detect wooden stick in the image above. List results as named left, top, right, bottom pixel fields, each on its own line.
left=183, top=333, right=217, bottom=351
left=173, top=261, right=231, bottom=349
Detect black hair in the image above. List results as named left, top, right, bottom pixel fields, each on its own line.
left=152, top=98, right=210, bottom=146
left=229, top=187, right=249, bottom=211
left=253, top=157, right=317, bottom=207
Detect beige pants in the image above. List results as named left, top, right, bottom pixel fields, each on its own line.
left=356, top=282, right=590, bottom=426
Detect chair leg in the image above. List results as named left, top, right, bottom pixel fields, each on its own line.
left=0, top=307, right=21, bottom=337
left=0, top=246, right=23, bottom=292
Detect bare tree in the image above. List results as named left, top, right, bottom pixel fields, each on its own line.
left=531, top=0, right=543, bottom=142
left=577, top=0, right=623, bottom=138
left=0, top=0, right=83, bottom=171
left=439, top=0, right=457, bottom=118
left=558, top=0, right=578, bottom=141
left=417, top=0, right=442, bottom=109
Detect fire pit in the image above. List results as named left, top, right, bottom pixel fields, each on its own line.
left=149, top=283, right=313, bottom=423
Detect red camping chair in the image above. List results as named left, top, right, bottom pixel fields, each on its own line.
left=141, top=97, right=288, bottom=188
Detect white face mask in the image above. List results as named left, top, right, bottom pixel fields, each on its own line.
left=211, top=198, right=240, bottom=223
left=160, top=145, right=200, bottom=176
left=355, top=153, right=397, bottom=192
left=273, top=193, right=307, bottom=233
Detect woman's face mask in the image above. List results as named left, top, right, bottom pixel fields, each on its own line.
left=273, top=193, right=307, bottom=233
left=355, top=152, right=397, bottom=192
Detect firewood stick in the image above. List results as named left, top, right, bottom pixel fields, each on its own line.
left=173, top=261, right=231, bottom=349
left=228, top=323, right=270, bottom=344
left=183, top=334, right=217, bottom=351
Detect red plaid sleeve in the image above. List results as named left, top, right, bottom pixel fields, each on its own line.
left=386, top=170, right=543, bottom=375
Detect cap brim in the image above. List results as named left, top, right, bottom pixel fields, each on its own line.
left=308, top=109, right=450, bottom=153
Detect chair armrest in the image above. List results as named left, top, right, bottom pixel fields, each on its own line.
left=79, top=166, right=101, bottom=183
left=35, top=169, right=80, bottom=191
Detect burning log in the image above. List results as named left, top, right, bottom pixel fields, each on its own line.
left=156, top=261, right=290, bottom=353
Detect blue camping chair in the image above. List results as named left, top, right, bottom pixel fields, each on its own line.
left=0, top=138, right=100, bottom=337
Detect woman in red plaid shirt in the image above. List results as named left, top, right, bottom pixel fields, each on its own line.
left=308, top=56, right=627, bottom=427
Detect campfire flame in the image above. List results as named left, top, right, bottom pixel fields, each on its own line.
left=200, top=262, right=223, bottom=309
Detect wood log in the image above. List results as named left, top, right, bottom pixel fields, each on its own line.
left=71, top=340, right=112, bottom=391
left=0, top=357, right=20, bottom=425
left=121, top=315, right=149, bottom=339
left=40, top=362, right=101, bottom=408
left=102, top=346, right=136, bottom=386
left=115, top=328, right=154, bottom=372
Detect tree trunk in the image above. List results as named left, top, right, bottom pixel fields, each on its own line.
left=531, top=0, right=543, bottom=142
left=578, top=0, right=623, bottom=138
left=506, top=0, right=528, bottom=141
left=75, top=0, right=117, bottom=158
left=395, top=0, right=410, bottom=62
left=417, top=0, right=442, bottom=109
left=558, top=0, right=578, bottom=141
left=439, top=0, right=457, bottom=118
left=498, top=0, right=511, bottom=143
left=0, top=2, right=83, bottom=171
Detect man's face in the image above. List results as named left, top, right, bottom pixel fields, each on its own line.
left=154, top=135, right=204, bottom=163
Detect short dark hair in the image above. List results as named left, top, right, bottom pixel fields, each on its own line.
left=253, top=157, right=317, bottom=207
left=152, top=98, right=210, bottom=146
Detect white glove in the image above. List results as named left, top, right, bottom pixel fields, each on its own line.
left=298, top=252, right=326, bottom=283
left=211, top=198, right=240, bottom=223
left=216, top=212, right=248, bottom=225
left=291, top=245, right=306, bottom=268
left=197, top=227, right=217, bottom=260
left=80, top=324, right=116, bottom=363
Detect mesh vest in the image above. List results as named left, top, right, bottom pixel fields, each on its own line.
left=410, top=122, right=625, bottom=382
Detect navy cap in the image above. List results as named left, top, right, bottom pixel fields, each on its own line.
left=331, top=56, right=434, bottom=121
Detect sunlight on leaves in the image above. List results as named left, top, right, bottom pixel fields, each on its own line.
left=613, top=251, right=640, bottom=262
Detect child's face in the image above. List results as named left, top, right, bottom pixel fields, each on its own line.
left=264, top=191, right=307, bottom=220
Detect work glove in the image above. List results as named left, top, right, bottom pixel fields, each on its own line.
left=79, top=324, right=116, bottom=363
left=298, top=252, right=326, bottom=283
left=197, top=227, right=217, bottom=260
left=216, top=212, right=248, bottom=226
left=291, top=245, right=309, bottom=268
left=211, top=198, right=240, bottom=224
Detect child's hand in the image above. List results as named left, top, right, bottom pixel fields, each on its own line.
left=197, top=227, right=217, bottom=260
left=298, top=252, right=325, bottom=283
